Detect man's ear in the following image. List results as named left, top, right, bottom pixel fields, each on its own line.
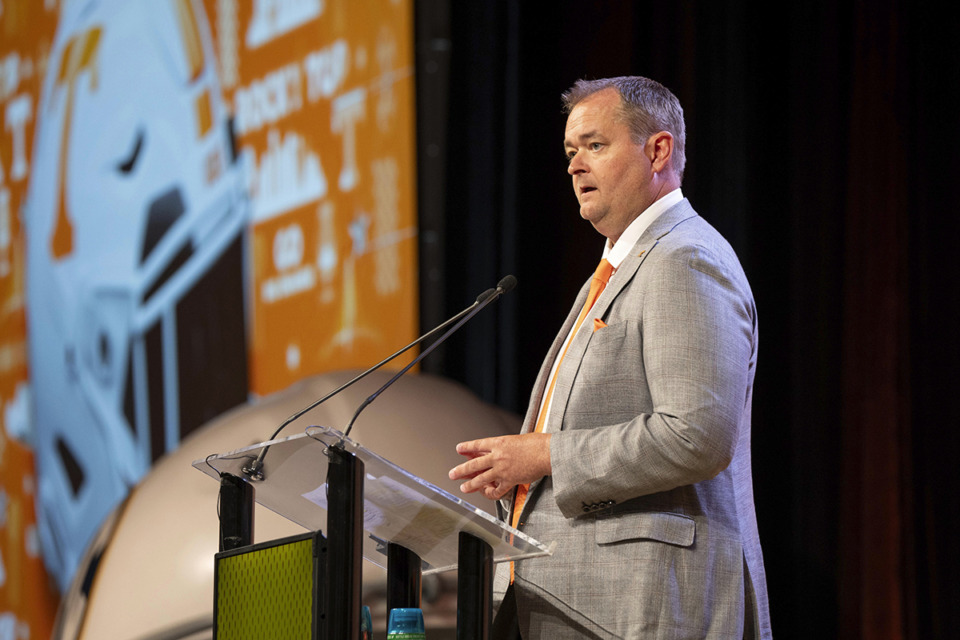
left=646, top=131, right=674, bottom=173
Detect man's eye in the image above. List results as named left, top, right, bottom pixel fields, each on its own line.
left=590, top=142, right=603, bottom=151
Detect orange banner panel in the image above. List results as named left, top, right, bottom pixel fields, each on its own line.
left=203, top=0, right=419, bottom=395
left=1, top=1, right=63, bottom=636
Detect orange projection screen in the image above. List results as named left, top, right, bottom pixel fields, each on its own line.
left=0, top=0, right=417, bottom=634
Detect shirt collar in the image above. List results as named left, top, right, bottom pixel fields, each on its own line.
left=601, top=188, right=683, bottom=268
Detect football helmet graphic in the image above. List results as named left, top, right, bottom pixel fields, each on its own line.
left=23, top=0, right=249, bottom=590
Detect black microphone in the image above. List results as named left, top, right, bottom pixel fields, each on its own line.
left=241, top=279, right=512, bottom=479
left=339, top=274, right=517, bottom=442
left=496, top=274, right=517, bottom=295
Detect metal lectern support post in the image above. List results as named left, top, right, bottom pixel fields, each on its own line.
left=387, top=542, right=423, bottom=612
left=457, top=531, right=493, bottom=640
left=218, top=473, right=254, bottom=551
left=325, top=445, right=364, bottom=639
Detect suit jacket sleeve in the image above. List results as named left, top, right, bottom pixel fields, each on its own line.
left=549, top=238, right=757, bottom=519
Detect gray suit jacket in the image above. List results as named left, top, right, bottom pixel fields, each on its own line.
left=502, top=200, right=772, bottom=639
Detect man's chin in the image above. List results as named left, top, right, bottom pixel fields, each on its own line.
left=580, top=209, right=605, bottom=231
left=582, top=216, right=619, bottom=243
left=579, top=205, right=601, bottom=224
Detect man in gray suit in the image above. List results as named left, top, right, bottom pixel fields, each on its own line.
left=449, top=76, right=772, bottom=638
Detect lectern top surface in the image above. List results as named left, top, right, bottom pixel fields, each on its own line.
left=193, top=425, right=552, bottom=573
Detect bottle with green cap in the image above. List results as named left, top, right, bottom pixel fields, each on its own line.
left=387, top=607, right=426, bottom=639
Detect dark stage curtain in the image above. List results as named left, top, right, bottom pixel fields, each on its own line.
left=415, top=1, right=960, bottom=637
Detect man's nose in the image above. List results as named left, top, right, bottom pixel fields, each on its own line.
left=568, top=152, right=587, bottom=175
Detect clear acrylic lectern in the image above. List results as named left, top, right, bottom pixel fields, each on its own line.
left=194, top=425, right=552, bottom=639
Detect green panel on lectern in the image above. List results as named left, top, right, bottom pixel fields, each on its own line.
left=214, top=531, right=323, bottom=639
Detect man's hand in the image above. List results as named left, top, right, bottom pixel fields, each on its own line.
left=448, top=433, right=552, bottom=500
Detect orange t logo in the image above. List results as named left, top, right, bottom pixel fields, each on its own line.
left=50, top=27, right=102, bottom=261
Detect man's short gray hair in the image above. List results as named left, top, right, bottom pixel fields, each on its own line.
left=562, top=76, right=686, bottom=179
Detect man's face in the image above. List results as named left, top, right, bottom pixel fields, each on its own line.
left=564, top=88, right=656, bottom=243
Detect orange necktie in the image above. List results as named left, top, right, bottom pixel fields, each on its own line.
left=510, top=258, right=613, bottom=581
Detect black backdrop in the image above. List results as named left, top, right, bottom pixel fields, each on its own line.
left=414, top=1, right=959, bottom=638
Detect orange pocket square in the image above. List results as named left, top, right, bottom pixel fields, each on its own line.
left=593, top=318, right=607, bottom=332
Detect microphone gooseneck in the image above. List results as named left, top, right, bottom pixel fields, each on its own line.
left=243, top=277, right=516, bottom=479
left=339, top=275, right=517, bottom=442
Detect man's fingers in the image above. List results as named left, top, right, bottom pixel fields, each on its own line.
left=456, top=436, right=501, bottom=457
left=453, top=469, right=483, bottom=481
left=458, top=474, right=487, bottom=494
left=452, top=433, right=550, bottom=499
left=482, top=481, right=512, bottom=501
left=459, top=470, right=505, bottom=495
left=448, top=452, right=491, bottom=481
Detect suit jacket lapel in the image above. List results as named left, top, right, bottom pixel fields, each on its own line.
left=516, top=200, right=698, bottom=513
left=543, top=199, right=699, bottom=434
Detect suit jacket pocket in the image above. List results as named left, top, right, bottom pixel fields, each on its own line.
left=595, top=511, right=696, bottom=547
left=583, top=319, right=628, bottom=355
left=579, top=321, right=639, bottom=385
